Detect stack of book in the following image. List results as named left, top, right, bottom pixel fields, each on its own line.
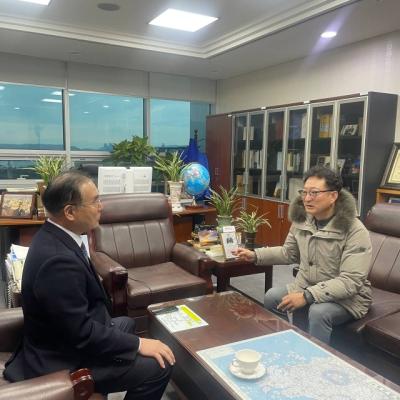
left=5, top=244, right=29, bottom=307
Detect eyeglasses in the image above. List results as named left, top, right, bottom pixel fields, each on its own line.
left=70, top=198, right=101, bottom=208
left=298, top=189, right=335, bottom=198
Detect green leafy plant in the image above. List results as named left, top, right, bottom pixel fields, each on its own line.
left=34, top=156, right=67, bottom=185
left=207, top=186, right=239, bottom=216
left=153, top=151, right=186, bottom=182
left=110, top=135, right=155, bottom=166
left=234, top=208, right=271, bottom=233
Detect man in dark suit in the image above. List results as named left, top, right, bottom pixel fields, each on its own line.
left=4, top=171, right=174, bottom=399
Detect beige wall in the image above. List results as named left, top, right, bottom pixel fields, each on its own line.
left=216, top=30, right=400, bottom=139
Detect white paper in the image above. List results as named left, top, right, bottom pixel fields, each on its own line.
left=155, top=305, right=208, bottom=333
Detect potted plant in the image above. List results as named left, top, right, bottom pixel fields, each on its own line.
left=154, top=151, right=186, bottom=212
left=110, top=135, right=155, bottom=166
left=34, top=155, right=67, bottom=186
left=207, top=186, right=239, bottom=228
left=34, top=155, right=67, bottom=219
left=234, top=208, right=271, bottom=250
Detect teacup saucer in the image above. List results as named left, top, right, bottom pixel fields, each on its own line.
left=229, top=362, right=266, bottom=380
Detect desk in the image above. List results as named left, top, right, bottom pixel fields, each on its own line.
left=173, top=206, right=216, bottom=242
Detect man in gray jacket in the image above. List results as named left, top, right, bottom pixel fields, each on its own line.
left=234, top=166, right=372, bottom=344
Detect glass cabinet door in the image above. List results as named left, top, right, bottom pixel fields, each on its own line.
left=285, top=107, right=308, bottom=201
left=310, top=103, right=334, bottom=169
left=247, top=112, right=264, bottom=196
left=265, top=110, right=285, bottom=199
left=232, top=114, right=248, bottom=194
left=336, top=99, right=365, bottom=203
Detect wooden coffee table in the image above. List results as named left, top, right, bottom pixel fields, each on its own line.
left=148, top=291, right=400, bottom=400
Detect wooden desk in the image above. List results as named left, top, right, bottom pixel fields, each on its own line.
left=376, top=187, right=400, bottom=203
left=173, top=206, right=216, bottom=242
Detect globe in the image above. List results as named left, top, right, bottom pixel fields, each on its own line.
left=181, top=163, right=210, bottom=197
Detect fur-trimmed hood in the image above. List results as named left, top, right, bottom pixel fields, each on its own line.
left=288, top=189, right=357, bottom=232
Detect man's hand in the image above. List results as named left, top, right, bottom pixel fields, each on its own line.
left=139, top=338, right=175, bottom=368
left=277, top=292, right=307, bottom=312
left=231, top=248, right=256, bottom=262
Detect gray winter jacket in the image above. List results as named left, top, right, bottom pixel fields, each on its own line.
left=255, top=190, right=372, bottom=319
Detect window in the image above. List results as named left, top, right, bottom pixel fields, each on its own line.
left=69, top=91, right=144, bottom=151
left=0, top=82, right=64, bottom=150
left=149, top=99, right=210, bottom=151
left=0, top=160, right=39, bottom=180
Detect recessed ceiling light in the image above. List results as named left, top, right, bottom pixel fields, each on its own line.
left=17, top=0, right=51, bottom=5
left=83, top=111, right=90, bottom=114
left=14, top=107, right=21, bottom=110
left=103, top=105, right=110, bottom=108
left=321, top=31, right=337, bottom=39
left=149, top=8, right=218, bottom=32
left=41, top=98, right=62, bottom=103
left=97, top=3, right=120, bottom=11
left=0, top=86, right=5, bottom=91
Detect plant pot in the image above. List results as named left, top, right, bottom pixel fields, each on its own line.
left=244, top=231, right=257, bottom=250
left=168, top=181, right=184, bottom=212
left=216, top=215, right=233, bottom=230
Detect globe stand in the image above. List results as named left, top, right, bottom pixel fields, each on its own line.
left=185, top=196, right=205, bottom=210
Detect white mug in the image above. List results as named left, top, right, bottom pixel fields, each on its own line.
left=233, top=349, right=261, bottom=374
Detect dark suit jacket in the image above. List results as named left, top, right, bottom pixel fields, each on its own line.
left=4, top=221, right=139, bottom=381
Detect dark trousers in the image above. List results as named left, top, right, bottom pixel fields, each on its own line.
left=91, top=317, right=172, bottom=400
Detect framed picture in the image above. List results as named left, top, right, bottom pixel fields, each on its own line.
left=340, top=124, right=358, bottom=136
left=317, top=155, right=330, bottom=167
left=0, top=192, right=35, bottom=219
left=220, top=231, right=239, bottom=260
left=381, top=143, right=400, bottom=189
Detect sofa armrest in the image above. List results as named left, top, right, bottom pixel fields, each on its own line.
left=90, top=251, right=128, bottom=316
left=0, top=308, right=24, bottom=352
left=172, top=243, right=214, bottom=293
left=0, top=368, right=97, bottom=400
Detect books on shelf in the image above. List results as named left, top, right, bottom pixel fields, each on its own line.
left=319, top=114, right=332, bottom=138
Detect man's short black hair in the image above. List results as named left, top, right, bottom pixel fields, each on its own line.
left=303, top=165, right=343, bottom=192
left=42, top=171, right=92, bottom=215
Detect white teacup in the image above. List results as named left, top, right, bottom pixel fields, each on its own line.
left=233, top=349, right=261, bottom=375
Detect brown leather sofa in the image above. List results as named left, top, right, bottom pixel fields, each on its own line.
left=88, top=193, right=213, bottom=330
left=0, top=308, right=104, bottom=400
left=332, top=203, right=400, bottom=384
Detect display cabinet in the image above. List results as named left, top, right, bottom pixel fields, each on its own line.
left=225, top=92, right=397, bottom=246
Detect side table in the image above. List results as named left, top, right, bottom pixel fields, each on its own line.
left=208, top=254, right=273, bottom=293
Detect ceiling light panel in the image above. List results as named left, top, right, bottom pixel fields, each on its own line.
left=17, top=0, right=51, bottom=5
left=149, top=8, right=218, bottom=32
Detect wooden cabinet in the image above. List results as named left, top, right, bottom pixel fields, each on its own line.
left=206, top=114, right=232, bottom=191
left=242, top=197, right=290, bottom=247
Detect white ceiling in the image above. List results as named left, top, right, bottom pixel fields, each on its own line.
left=0, top=0, right=399, bottom=79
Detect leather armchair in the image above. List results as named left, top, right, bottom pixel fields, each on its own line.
left=0, top=308, right=103, bottom=400
left=88, top=193, right=213, bottom=328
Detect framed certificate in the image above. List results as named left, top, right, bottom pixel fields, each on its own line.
left=381, top=143, right=400, bottom=189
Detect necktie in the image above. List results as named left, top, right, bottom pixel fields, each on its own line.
left=80, top=242, right=90, bottom=264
